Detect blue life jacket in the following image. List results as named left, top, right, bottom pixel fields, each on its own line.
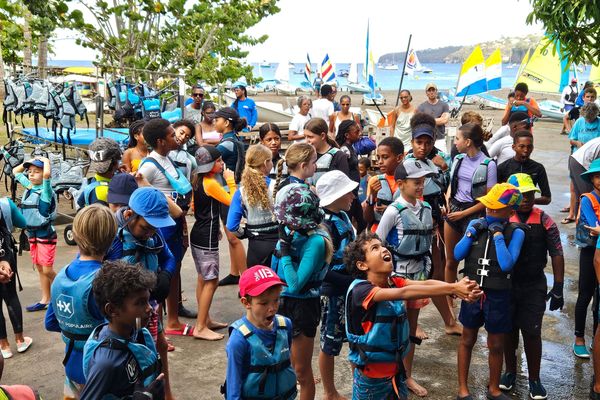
left=374, top=175, right=400, bottom=223
left=19, top=188, right=56, bottom=230
left=323, top=211, right=355, bottom=271
left=83, top=179, right=109, bottom=206
left=228, top=316, right=297, bottom=400
left=345, top=279, right=410, bottom=367
left=386, top=202, right=433, bottom=263
left=50, top=267, right=103, bottom=364
left=0, top=198, right=14, bottom=233
left=510, top=98, right=531, bottom=114
left=162, top=108, right=182, bottom=123
left=118, top=228, right=162, bottom=273
left=450, top=154, right=492, bottom=201
left=271, top=228, right=330, bottom=298
left=142, top=98, right=161, bottom=120
left=83, top=323, right=162, bottom=388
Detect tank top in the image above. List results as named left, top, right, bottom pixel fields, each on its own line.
left=334, top=113, right=355, bottom=134
left=201, top=125, right=220, bottom=141
left=393, top=108, right=414, bottom=148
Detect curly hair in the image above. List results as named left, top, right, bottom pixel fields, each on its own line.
left=410, top=112, right=436, bottom=130
left=460, top=111, right=483, bottom=126
left=242, top=144, right=273, bottom=209
left=92, top=260, right=156, bottom=321
left=343, top=231, right=380, bottom=279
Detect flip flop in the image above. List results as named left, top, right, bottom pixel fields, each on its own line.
left=561, top=217, right=576, bottom=224
left=164, top=324, right=195, bottom=337
left=16, top=337, right=32, bottom=353
left=560, top=207, right=570, bottom=213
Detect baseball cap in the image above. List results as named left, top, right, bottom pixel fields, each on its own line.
left=274, top=183, right=324, bottom=230
left=232, top=81, right=247, bottom=89
left=412, top=125, right=435, bottom=139
left=23, top=159, right=44, bottom=169
left=477, top=183, right=523, bottom=210
left=107, top=173, right=139, bottom=205
left=394, top=158, right=435, bottom=180
left=214, top=107, right=239, bottom=121
left=571, top=78, right=578, bottom=83
left=128, top=187, right=175, bottom=228
left=316, top=170, right=358, bottom=207
left=88, top=138, right=122, bottom=174
left=195, top=145, right=221, bottom=173
left=425, top=82, right=437, bottom=91
left=239, top=265, right=285, bottom=297
left=581, top=158, right=600, bottom=182
left=507, top=173, right=540, bottom=194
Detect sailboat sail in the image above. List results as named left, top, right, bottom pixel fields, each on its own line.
left=365, top=21, right=375, bottom=95
left=321, top=54, right=336, bottom=82
left=405, top=49, right=423, bottom=74
left=516, top=37, right=570, bottom=93
left=485, top=48, right=502, bottom=91
left=304, top=54, right=312, bottom=83
left=348, top=62, right=358, bottom=84
left=456, top=45, right=487, bottom=97
left=275, top=60, right=289, bottom=82
left=515, top=49, right=531, bottom=80
left=590, top=63, right=600, bottom=85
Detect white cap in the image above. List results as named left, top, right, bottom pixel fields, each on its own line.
left=315, top=170, right=358, bottom=207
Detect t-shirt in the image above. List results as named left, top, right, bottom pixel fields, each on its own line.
left=289, top=113, right=312, bottom=141
left=486, top=125, right=510, bottom=147
left=454, top=151, right=497, bottom=203
left=488, top=136, right=515, bottom=165
left=561, top=84, right=579, bottom=107
left=311, top=98, right=334, bottom=121
left=184, top=104, right=203, bottom=125
left=571, top=137, right=600, bottom=169
left=231, top=98, right=258, bottom=128
left=137, top=151, right=179, bottom=196
left=417, top=100, right=450, bottom=139
left=497, top=158, right=551, bottom=199
left=569, top=117, right=600, bottom=145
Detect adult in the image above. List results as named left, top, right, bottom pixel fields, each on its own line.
left=329, top=95, right=360, bottom=134
left=561, top=78, right=579, bottom=134
left=417, top=83, right=450, bottom=152
left=288, top=96, right=312, bottom=142
left=185, top=85, right=205, bottom=125
left=501, top=82, right=541, bottom=126
left=389, top=89, right=416, bottom=148
left=570, top=102, right=600, bottom=150
left=231, top=82, right=257, bottom=131
left=193, top=101, right=220, bottom=146
left=311, top=84, right=335, bottom=122
left=313, top=73, right=323, bottom=97
left=565, top=81, right=595, bottom=135
left=488, top=112, right=532, bottom=165
left=331, top=84, right=341, bottom=112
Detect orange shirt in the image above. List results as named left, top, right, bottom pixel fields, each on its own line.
left=368, top=174, right=398, bottom=233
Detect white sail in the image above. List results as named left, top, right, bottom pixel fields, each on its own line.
left=348, top=62, right=358, bottom=83
left=274, top=61, right=289, bottom=82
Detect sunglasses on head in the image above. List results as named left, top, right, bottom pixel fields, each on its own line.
left=192, top=93, right=204, bottom=97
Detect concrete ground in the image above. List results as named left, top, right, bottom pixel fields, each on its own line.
left=0, top=102, right=593, bottom=399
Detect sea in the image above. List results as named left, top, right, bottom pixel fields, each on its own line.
left=46, top=59, right=592, bottom=91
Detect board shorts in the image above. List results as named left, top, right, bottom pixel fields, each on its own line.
left=511, top=277, right=547, bottom=336
left=459, top=288, right=512, bottom=334
left=28, top=237, right=57, bottom=267
left=278, top=296, right=320, bottom=338
left=352, top=368, right=407, bottom=400
left=191, top=245, right=219, bottom=280
left=320, top=295, right=347, bottom=356
left=445, top=199, right=482, bottom=234
left=569, top=106, right=581, bottom=120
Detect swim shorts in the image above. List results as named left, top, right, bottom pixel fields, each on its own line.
left=320, top=295, right=347, bottom=356
left=191, top=245, right=219, bottom=280
left=28, top=237, right=57, bottom=267
left=278, top=296, right=320, bottom=338
left=459, top=288, right=512, bottom=334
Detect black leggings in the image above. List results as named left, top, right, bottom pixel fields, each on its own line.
left=575, top=246, right=598, bottom=338
left=0, top=275, right=23, bottom=339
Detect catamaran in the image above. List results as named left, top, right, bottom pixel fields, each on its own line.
left=345, top=62, right=371, bottom=94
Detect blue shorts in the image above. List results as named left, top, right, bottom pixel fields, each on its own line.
left=320, top=295, right=347, bottom=356
left=352, top=368, right=407, bottom=400
left=459, top=289, right=512, bottom=334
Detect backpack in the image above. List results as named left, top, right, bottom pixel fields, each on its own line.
left=223, top=137, right=245, bottom=183
left=566, top=85, right=578, bottom=104
left=576, top=192, right=600, bottom=248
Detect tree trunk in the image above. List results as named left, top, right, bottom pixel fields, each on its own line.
left=23, top=9, right=32, bottom=73
left=38, top=35, right=48, bottom=79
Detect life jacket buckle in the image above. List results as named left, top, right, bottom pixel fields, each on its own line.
left=476, top=268, right=489, bottom=277
left=477, top=257, right=491, bottom=266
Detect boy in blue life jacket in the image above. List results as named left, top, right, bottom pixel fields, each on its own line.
left=105, top=186, right=177, bottom=400
left=224, top=265, right=296, bottom=400
left=45, top=204, right=118, bottom=399
left=77, top=137, right=123, bottom=208
left=315, top=170, right=357, bottom=400
left=454, top=183, right=526, bottom=400
left=13, top=157, right=57, bottom=312
left=344, top=232, right=480, bottom=400
left=81, top=260, right=164, bottom=399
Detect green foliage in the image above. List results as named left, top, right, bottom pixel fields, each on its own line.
left=527, top=0, right=599, bottom=65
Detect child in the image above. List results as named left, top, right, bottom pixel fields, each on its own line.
left=357, top=157, right=371, bottom=204
left=272, top=183, right=333, bottom=400
left=225, top=265, right=296, bottom=400
left=497, top=130, right=551, bottom=205
left=364, top=137, right=405, bottom=232
left=273, top=143, right=317, bottom=195
left=45, top=204, right=118, bottom=399
left=81, top=261, right=164, bottom=399
left=107, top=173, right=139, bottom=213
left=122, top=119, right=147, bottom=172
left=499, top=173, right=564, bottom=399
left=191, top=145, right=237, bottom=340
left=344, top=232, right=479, bottom=400
left=259, top=123, right=284, bottom=180
left=453, top=183, right=525, bottom=400
left=304, top=118, right=348, bottom=185
left=170, top=119, right=198, bottom=181
left=227, top=145, right=278, bottom=267
left=315, top=170, right=357, bottom=400
left=77, top=137, right=123, bottom=208
left=13, top=156, right=57, bottom=312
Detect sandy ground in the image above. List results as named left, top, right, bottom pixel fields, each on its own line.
left=0, top=90, right=591, bottom=399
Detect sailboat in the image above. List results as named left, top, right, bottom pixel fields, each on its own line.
left=589, top=63, right=600, bottom=85
left=455, top=45, right=487, bottom=97
left=345, top=62, right=371, bottom=94
left=362, top=23, right=386, bottom=106
left=381, top=64, right=399, bottom=70
left=274, top=61, right=298, bottom=96
left=404, top=50, right=432, bottom=75
left=485, top=48, right=502, bottom=91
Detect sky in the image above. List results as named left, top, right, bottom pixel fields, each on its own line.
left=49, top=0, right=544, bottom=63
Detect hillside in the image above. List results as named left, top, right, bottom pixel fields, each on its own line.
left=378, top=35, right=542, bottom=64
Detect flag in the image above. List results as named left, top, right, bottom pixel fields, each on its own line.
left=321, top=54, right=336, bottom=82
left=304, top=53, right=312, bottom=83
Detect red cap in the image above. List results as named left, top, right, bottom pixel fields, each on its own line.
left=239, top=266, right=285, bottom=297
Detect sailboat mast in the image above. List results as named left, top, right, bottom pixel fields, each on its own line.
left=395, top=34, right=413, bottom=107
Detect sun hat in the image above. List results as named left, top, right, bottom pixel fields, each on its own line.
left=128, top=187, right=175, bottom=228
left=195, top=145, right=221, bottom=174
left=507, top=173, right=540, bottom=194
left=581, top=159, right=600, bottom=182
left=23, top=159, right=44, bottom=169
left=239, top=265, right=285, bottom=297
left=412, top=124, right=435, bottom=139
left=88, top=138, right=122, bottom=174
left=214, top=107, right=239, bottom=121
left=477, top=183, right=523, bottom=210
left=316, top=170, right=358, bottom=207
left=274, top=183, right=324, bottom=230
left=107, top=173, right=139, bottom=205
left=425, top=82, right=437, bottom=91
left=394, top=158, right=435, bottom=181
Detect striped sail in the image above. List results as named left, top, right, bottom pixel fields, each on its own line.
left=321, top=54, right=336, bottom=82
left=304, top=54, right=312, bottom=83
left=456, top=45, right=487, bottom=96
left=485, top=48, right=502, bottom=91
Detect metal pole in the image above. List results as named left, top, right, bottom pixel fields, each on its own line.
left=95, top=96, right=104, bottom=138
left=395, top=34, right=412, bottom=107
left=178, top=69, right=186, bottom=118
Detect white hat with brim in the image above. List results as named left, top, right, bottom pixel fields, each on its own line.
left=316, top=170, right=359, bottom=207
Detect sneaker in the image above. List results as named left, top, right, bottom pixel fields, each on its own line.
left=25, top=302, right=48, bottom=312
left=574, top=343, right=591, bottom=359
left=178, top=304, right=197, bottom=319
left=218, top=274, right=240, bottom=287
left=486, top=390, right=511, bottom=400
left=528, top=380, right=547, bottom=399
left=499, top=372, right=516, bottom=391
left=591, top=387, right=600, bottom=400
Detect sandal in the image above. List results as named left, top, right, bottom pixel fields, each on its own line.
left=561, top=217, right=576, bottom=224
left=560, top=207, right=570, bottom=213
left=164, top=324, right=195, bottom=337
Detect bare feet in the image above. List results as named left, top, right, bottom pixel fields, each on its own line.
left=445, top=321, right=463, bottom=336
left=323, top=392, right=348, bottom=400
left=207, top=320, right=228, bottom=330
left=406, top=377, right=428, bottom=397
left=415, top=325, right=429, bottom=341
left=193, top=327, right=224, bottom=341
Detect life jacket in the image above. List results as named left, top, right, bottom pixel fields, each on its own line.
left=50, top=267, right=103, bottom=365
left=118, top=227, right=162, bottom=273
left=140, top=156, right=192, bottom=210
left=240, top=186, right=278, bottom=235
left=168, top=149, right=195, bottom=181
left=142, top=97, right=162, bottom=120
left=222, top=135, right=246, bottom=184
left=0, top=385, right=40, bottom=400
left=345, top=279, right=410, bottom=368
left=162, top=108, right=182, bottom=123
left=323, top=211, right=355, bottom=271
left=575, top=192, right=600, bottom=248
left=386, top=202, right=433, bottom=266
left=82, top=178, right=110, bottom=206
left=510, top=98, right=531, bottom=114
left=19, top=187, right=57, bottom=230
left=83, top=323, right=162, bottom=388
left=271, top=228, right=330, bottom=298
left=0, top=198, right=13, bottom=233
left=227, top=316, right=297, bottom=400
left=510, top=208, right=547, bottom=281
left=373, top=175, right=400, bottom=223
left=462, top=219, right=522, bottom=290
left=450, top=154, right=492, bottom=200
left=310, top=148, right=339, bottom=185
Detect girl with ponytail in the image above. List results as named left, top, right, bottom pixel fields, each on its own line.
left=272, top=143, right=317, bottom=200
left=304, top=118, right=348, bottom=186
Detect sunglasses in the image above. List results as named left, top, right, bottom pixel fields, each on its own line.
left=192, top=93, right=204, bottom=97
left=400, top=96, right=410, bottom=99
